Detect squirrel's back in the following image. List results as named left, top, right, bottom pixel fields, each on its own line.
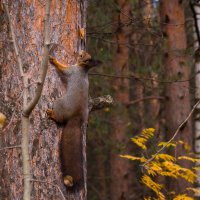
left=53, top=65, right=89, bottom=123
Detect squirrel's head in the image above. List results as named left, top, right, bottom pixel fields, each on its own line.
left=77, top=50, right=102, bottom=69
left=77, top=50, right=91, bottom=65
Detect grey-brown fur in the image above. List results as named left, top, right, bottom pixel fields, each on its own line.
left=53, top=65, right=89, bottom=124
left=48, top=51, right=101, bottom=188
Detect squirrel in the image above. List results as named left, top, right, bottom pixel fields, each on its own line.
left=47, top=50, right=101, bottom=188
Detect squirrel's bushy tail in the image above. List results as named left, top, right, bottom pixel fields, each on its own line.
left=61, top=116, right=83, bottom=187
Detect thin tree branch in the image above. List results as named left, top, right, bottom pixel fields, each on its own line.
left=142, top=100, right=200, bottom=167
left=3, top=1, right=24, bottom=77
left=3, top=0, right=29, bottom=106
left=3, top=3, right=31, bottom=199
left=21, top=2, right=51, bottom=199
left=126, top=96, right=165, bottom=106
left=0, top=145, right=21, bottom=151
left=23, top=0, right=51, bottom=116
left=88, top=35, right=156, bottom=47
left=30, top=179, right=66, bottom=200
left=4, top=1, right=51, bottom=200
left=89, top=72, right=199, bottom=84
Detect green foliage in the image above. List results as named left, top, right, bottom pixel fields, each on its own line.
left=121, top=128, right=200, bottom=200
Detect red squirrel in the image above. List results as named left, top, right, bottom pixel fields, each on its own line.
left=47, top=51, right=101, bottom=187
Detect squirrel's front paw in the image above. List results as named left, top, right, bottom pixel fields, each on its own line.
left=47, top=108, right=56, bottom=121
left=49, top=55, right=55, bottom=63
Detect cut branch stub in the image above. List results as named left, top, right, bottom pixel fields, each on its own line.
left=89, top=95, right=114, bottom=112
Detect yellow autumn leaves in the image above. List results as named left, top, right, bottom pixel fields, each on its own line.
left=121, top=128, right=200, bottom=200
left=131, top=128, right=155, bottom=150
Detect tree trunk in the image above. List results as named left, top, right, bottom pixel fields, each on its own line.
left=160, top=0, right=192, bottom=193
left=110, top=1, right=131, bottom=200
left=194, top=35, right=200, bottom=197
left=143, top=0, right=161, bottom=132
left=0, top=0, right=87, bottom=199
left=191, top=1, right=200, bottom=196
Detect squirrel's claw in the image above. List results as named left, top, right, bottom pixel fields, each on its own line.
left=47, top=108, right=56, bottom=121
left=49, top=55, right=55, bottom=63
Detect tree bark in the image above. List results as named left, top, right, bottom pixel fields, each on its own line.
left=160, top=0, right=192, bottom=193
left=110, top=1, right=131, bottom=200
left=0, top=0, right=87, bottom=199
left=191, top=0, right=200, bottom=196
left=143, top=0, right=160, bottom=132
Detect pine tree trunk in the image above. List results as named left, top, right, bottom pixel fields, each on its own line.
left=160, top=0, right=192, bottom=193
left=143, top=0, right=161, bottom=132
left=110, top=1, right=131, bottom=200
left=0, top=0, right=87, bottom=199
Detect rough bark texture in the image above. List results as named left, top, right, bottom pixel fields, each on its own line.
left=110, top=1, right=131, bottom=200
left=192, top=2, right=200, bottom=195
left=160, top=0, right=192, bottom=193
left=0, top=0, right=87, bottom=199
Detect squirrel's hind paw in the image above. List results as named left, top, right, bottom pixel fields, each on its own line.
left=64, top=175, right=73, bottom=187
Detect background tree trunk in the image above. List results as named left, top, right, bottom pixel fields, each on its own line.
left=192, top=1, right=200, bottom=196
left=0, top=0, right=87, bottom=199
left=160, top=0, right=192, bottom=194
left=143, top=0, right=161, bottom=132
left=110, top=0, right=131, bottom=200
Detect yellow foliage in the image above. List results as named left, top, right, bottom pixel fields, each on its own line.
left=178, top=168, right=197, bottom=183
left=144, top=197, right=152, bottom=200
left=159, top=171, right=178, bottom=178
left=131, top=128, right=155, bottom=150
left=120, top=155, right=146, bottom=163
left=177, top=141, right=191, bottom=152
left=183, top=143, right=191, bottom=152
left=192, top=166, right=200, bottom=171
left=121, top=128, right=199, bottom=200
left=155, top=154, right=175, bottom=162
left=144, top=162, right=160, bottom=176
left=161, top=161, right=181, bottom=173
left=131, top=137, right=147, bottom=150
left=141, top=128, right=155, bottom=138
left=141, top=175, right=165, bottom=200
left=146, top=162, right=162, bottom=173
left=161, top=161, right=197, bottom=183
left=146, top=168, right=157, bottom=176
left=173, top=194, right=194, bottom=200
left=178, top=156, right=200, bottom=163
left=158, top=141, right=176, bottom=148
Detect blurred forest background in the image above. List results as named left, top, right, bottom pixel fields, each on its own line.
left=86, top=0, right=200, bottom=199
left=1, top=0, right=200, bottom=199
